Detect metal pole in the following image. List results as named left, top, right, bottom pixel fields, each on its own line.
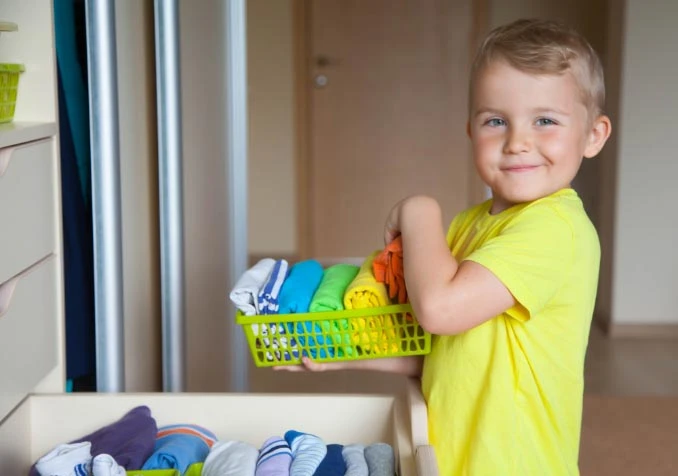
left=85, top=0, right=125, bottom=392
left=225, top=0, right=249, bottom=392
left=154, top=0, right=186, bottom=392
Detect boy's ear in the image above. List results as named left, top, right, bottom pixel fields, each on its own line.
left=584, top=114, right=612, bottom=158
left=466, top=121, right=472, bottom=139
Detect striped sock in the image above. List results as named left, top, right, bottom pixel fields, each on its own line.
left=313, top=444, right=345, bottom=475
left=255, top=436, right=292, bottom=475
left=284, top=430, right=326, bottom=476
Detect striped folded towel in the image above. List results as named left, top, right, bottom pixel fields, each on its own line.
left=257, top=259, right=289, bottom=315
left=229, top=258, right=276, bottom=315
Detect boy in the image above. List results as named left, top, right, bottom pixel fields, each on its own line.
left=279, top=18, right=611, bottom=475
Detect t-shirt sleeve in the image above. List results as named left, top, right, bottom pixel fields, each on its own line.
left=465, top=205, right=575, bottom=320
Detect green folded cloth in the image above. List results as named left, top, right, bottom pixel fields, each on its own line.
left=306, top=264, right=359, bottom=357
left=309, top=264, right=360, bottom=312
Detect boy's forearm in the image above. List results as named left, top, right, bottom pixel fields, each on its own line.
left=399, top=196, right=459, bottom=320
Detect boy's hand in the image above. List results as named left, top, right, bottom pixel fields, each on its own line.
left=274, top=355, right=424, bottom=376
left=384, top=195, right=438, bottom=245
left=273, top=356, right=347, bottom=372
left=384, top=198, right=406, bottom=245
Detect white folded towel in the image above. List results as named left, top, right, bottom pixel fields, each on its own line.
left=229, top=258, right=276, bottom=315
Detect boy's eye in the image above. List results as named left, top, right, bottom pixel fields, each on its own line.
left=484, top=118, right=506, bottom=127
left=536, top=117, right=557, bottom=126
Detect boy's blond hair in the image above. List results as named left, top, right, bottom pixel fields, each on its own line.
left=470, top=18, right=605, bottom=117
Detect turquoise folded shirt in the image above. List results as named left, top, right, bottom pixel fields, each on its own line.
left=278, top=259, right=324, bottom=314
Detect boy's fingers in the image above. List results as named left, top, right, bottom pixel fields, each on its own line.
left=273, top=365, right=306, bottom=372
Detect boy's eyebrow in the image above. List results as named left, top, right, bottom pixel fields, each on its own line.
left=473, top=107, right=571, bottom=117
left=531, top=107, right=571, bottom=116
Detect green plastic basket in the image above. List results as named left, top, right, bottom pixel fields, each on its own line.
left=126, top=463, right=202, bottom=475
left=236, top=303, right=431, bottom=367
left=0, top=63, right=24, bottom=123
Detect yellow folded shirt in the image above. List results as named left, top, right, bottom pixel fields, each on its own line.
left=343, top=251, right=398, bottom=354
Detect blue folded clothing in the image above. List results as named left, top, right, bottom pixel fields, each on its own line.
left=278, top=260, right=324, bottom=314
left=141, top=424, right=217, bottom=474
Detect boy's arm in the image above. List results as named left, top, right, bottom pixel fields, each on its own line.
left=274, top=355, right=424, bottom=377
left=392, top=195, right=515, bottom=335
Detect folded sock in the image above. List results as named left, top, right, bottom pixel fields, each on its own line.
left=34, top=442, right=92, bottom=476
left=342, top=444, right=368, bottom=476
left=230, top=258, right=277, bottom=315
left=309, top=264, right=359, bottom=312
left=92, top=454, right=125, bottom=476
left=256, top=436, right=292, bottom=475
left=31, top=406, right=157, bottom=476
left=364, top=443, right=395, bottom=476
left=202, top=440, right=259, bottom=476
left=278, top=260, right=324, bottom=314
left=285, top=430, right=326, bottom=476
left=313, top=444, right=345, bottom=476
left=141, top=424, right=217, bottom=474
left=258, top=259, right=290, bottom=314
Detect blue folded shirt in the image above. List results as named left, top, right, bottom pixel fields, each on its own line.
left=278, top=260, right=324, bottom=314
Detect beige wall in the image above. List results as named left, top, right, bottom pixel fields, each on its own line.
left=117, top=0, right=161, bottom=391
left=247, top=0, right=297, bottom=256
left=606, top=0, right=678, bottom=325
left=180, top=0, right=234, bottom=391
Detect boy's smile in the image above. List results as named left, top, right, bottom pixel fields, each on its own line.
left=468, top=60, right=610, bottom=214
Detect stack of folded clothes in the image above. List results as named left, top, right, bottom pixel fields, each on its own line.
left=31, top=406, right=396, bottom=476
left=229, top=239, right=410, bottom=362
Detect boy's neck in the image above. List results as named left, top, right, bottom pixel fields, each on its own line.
left=489, top=187, right=574, bottom=215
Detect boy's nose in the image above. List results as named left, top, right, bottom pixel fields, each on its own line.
left=503, top=127, right=531, bottom=155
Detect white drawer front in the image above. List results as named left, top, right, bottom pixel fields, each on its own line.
left=0, top=257, right=58, bottom=420
left=0, top=139, right=57, bottom=284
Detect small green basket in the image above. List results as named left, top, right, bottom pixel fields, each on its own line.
left=236, top=304, right=431, bottom=367
left=0, top=63, right=24, bottom=123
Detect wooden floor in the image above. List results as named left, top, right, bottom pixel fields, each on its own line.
left=584, top=324, right=678, bottom=396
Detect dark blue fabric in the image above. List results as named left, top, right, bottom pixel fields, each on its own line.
left=314, top=444, right=346, bottom=476
left=54, top=0, right=91, bottom=204
left=58, top=69, right=96, bottom=382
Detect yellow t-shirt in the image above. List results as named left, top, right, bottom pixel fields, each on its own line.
left=421, top=188, right=600, bottom=475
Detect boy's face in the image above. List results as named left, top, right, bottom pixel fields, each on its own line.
left=468, top=60, right=610, bottom=214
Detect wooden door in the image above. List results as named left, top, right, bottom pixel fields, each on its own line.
left=307, top=0, right=477, bottom=257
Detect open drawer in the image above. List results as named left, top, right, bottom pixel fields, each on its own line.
left=0, top=379, right=438, bottom=475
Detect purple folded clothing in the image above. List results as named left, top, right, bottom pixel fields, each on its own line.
left=30, top=405, right=157, bottom=475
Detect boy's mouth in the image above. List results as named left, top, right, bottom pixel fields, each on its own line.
left=502, top=164, right=541, bottom=173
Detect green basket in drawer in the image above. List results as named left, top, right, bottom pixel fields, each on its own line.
left=0, top=63, right=24, bottom=123
left=236, top=304, right=431, bottom=367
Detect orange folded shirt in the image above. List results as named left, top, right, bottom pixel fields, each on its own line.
left=372, top=235, right=408, bottom=304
